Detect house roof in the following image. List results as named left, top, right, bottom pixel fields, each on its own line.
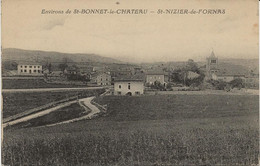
left=115, top=73, right=145, bottom=80
left=91, top=72, right=110, bottom=77
left=215, top=73, right=245, bottom=77
left=145, top=70, right=167, bottom=75
left=18, top=63, right=42, bottom=66
left=114, top=79, right=143, bottom=82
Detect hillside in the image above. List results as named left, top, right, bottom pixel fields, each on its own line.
left=2, top=48, right=122, bottom=65
left=141, top=58, right=259, bottom=75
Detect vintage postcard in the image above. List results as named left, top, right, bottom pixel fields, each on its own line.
left=1, top=0, right=259, bottom=165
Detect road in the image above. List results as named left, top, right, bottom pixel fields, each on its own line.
left=2, top=87, right=103, bottom=93
left=46, top=96, right=101, bottom=127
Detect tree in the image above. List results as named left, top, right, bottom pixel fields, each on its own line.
left=3, top=61, right=18, bottom=70
left=59, top=57, right=69, bottom=72
left=48, top=63, right=52, bottom=73
left=229, top=78, right=244, bottom=89
left=151, top=81, right=165, bottom=91
left=185, top=59, right=199, bottom=73
left=59, top=63, right=68, bottom=73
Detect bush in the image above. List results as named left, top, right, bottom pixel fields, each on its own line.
left=150, top=81, right=165, bottom=91
left=229, top=78, right=245, bottom=89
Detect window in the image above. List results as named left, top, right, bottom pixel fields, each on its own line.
left=24, top=70, right=27, bottom=72
left=25, top=66, right=27, bottom=68
left=38, top=66, right=40, bottom=68
left=128, top=83, right=131, bottom=90
left=211, top=60, right=216, bottom=64
left=38, top=70, right=41, bottom=73
left=34, top=66, right=36, bottom=68
left=101, top=78, right=102, bottom=81
left=101, top=83, right=103, bottom=85
left=33, top=70, right=36, bottom=72
left=119, top=85, right=121, bottom=89
left=118, top=91, right=121, bottom=95
left=21, top=70, right=23, bottom=72
left=135, top=91, right=140, bottom=95
left=20, top=66, right=22, bottom=68
left=29, top=66, right=32, bottom=68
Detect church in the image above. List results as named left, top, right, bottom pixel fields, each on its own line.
left=205, top=51, right=246, bottom=83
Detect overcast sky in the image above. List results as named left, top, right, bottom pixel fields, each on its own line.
left=2, top=0, right=259, bottom=63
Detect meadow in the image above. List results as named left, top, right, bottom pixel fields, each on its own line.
left=12, top=103, right=87, bottom=128
left=2, top=89, right=104, bottom=118
left=2, top=94, right=259, bottom=165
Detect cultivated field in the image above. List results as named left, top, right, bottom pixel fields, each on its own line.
left=2, top=89, right=105, bottom=118
left=2, top=94, right=259, bottom=165
left=2, top=78, right=87, bottom=89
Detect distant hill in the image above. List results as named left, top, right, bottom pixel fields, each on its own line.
left=141, top=58, right=259, bottom=76
left=219, top=58, right=259, bottom=75
left=2, top=48, right=122, bottom=65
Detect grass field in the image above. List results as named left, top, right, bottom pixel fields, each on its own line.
left=2, top=89, right=104, bottom=118
left=2, top=79, right=87, bottom=89
left=3, top=94, right=259, bottom=165
left=12, top=103, right=88, bottom=128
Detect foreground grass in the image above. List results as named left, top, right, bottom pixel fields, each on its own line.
left=2, top=89, right=104, bottom=118
left=3, top=94, right=259, bottom=165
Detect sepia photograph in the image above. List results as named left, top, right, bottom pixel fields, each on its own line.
left=1, top=0, right=259, bottom=165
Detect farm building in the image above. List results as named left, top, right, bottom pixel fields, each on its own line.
left=90, top=72, right=111, bottom=86
left=17, top=64, right=43, bottom=75
left=113, top=79, right=144, bottom=96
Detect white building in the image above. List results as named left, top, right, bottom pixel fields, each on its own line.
left=212, top=73, right=245, bottom=82
left=17, top=64, right=43, bottom=75
left=90, top=72, right=111, bottom=86
left=114, top=79, right=144, bottom=96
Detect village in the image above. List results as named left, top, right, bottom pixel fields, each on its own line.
left=3, top=51, right=258, bottom=95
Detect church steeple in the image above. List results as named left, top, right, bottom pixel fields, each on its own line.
left=210, top=51, right=215, bottom=58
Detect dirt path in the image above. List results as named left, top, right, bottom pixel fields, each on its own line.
left=2, top=100, right=78, bottom=128
left=45, top=96, right=101, bottom=127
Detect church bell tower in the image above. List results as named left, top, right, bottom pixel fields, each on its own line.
left=206, top=51, right=219, bottom=78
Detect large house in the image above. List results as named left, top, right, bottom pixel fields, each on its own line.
left=145, top=71, right=168, bottom=86
left=90, top=72, right=111, bottom=86
left=17, top=64, right=43, bottom=75
left=113, top=79, right=144, bottom=96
